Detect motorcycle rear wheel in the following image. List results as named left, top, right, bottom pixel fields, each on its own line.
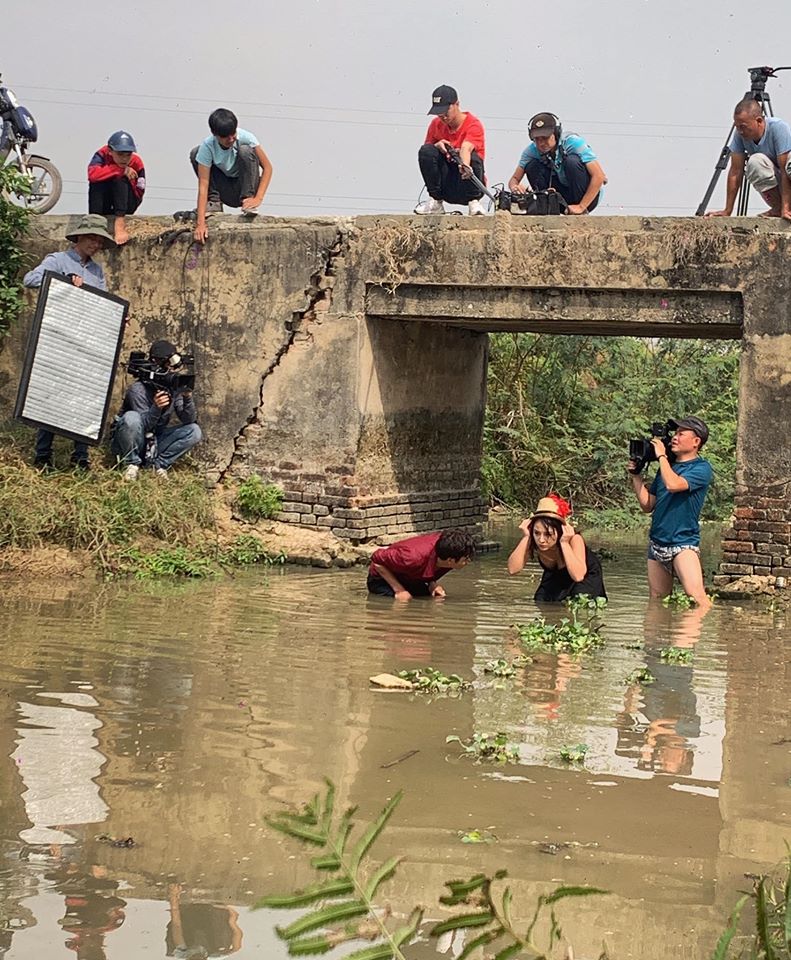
left=5, top=155, right=62, bottom=213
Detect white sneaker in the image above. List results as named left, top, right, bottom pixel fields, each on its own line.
left=468, top=198, right=487, bottom=216
left=414, top=197, right=445, bottom=215
left=155, top=468, right=169, bottom=480
left=123, top=464, right=139, bottom=482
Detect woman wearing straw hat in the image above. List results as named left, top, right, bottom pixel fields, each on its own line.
left=507, top=494, right=607, bottom=602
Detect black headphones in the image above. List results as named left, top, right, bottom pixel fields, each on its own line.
left=528, top=112, right=562, bottom=142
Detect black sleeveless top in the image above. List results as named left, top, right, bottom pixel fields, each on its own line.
left=534, top=544, right=607, bottom=602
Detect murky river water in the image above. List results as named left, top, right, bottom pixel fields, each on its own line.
left=1, top=525, right=789, bottom=959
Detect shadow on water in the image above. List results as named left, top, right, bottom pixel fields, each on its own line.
left=0, top=520, right=788, bottom=958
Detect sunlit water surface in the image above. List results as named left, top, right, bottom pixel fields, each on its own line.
left=0, top=525, right=789, bottom=959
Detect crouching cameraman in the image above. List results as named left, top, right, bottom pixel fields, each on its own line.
left=112, top=340, right=202, bottom=481
left=628, top=416, right=713, bottom=610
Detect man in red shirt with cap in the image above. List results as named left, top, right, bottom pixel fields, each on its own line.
left=416, top=85, right=487, bottom=217
left=367, top=528, right=476, bottom=601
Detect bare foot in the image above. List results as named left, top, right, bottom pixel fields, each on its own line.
left=758, top=208, right=781, bottom=218
left=114, top=219, right=130, bottom=245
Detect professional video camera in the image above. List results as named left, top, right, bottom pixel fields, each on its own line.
left=495, top=188, right=567, bottom=216
left=126, top=350, right=195, bottom=396
left=628, top=420, right=677, bottom=474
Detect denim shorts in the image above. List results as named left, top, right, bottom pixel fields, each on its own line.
left=647, top=540, right=700, bottom=573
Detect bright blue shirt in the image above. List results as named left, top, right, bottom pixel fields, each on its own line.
left=195, top=128, right=259, bottom=177
left=519, top=133, right=596, bottom=187
left=649, top=457, right=713, bottom=547
left=23, top=247, right=106, bottom=291
left=729, top=116, right=791, bottom=161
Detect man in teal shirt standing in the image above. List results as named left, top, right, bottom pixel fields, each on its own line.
left=629, top=416, right=713, bottom=609
left=190, top=107, right=273, bottom=243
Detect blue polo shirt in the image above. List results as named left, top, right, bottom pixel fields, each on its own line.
left=729, top=116, right=791, bottom=162
left=649, top=457, right=713, bottom=546
left=23, top=247, right=106, bottom=291
left=195, top=128, right=259, bottom=177
left=519, top=133, right=596, bottom=187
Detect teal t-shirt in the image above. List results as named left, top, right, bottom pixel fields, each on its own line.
left=649, top=457, right=713, bottom=546
left=195, top=128, right=259, bottom=177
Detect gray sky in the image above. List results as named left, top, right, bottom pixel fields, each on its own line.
left=5, top=0, right=791, bottom=219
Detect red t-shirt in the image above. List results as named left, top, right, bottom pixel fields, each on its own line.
left=369, top=532, right=448, bottom=583
left=425, top=112, right=485, bottom=160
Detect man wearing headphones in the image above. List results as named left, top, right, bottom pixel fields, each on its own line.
left=508, top=113, right=606, bottom=215
left=112, top=340, right=202, bottom=481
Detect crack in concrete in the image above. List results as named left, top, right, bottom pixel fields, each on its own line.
left=217, top=223, right=351, bottom=483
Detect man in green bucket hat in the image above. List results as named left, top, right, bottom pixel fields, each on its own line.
left=23, top=214, right=116, bottom=470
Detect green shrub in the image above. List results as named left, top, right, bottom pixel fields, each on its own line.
left=0, top=165, right=31, bottom=337
left=236, top=475, right=283, bottom=520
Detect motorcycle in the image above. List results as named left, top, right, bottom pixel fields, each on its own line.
left=1, top=76, right=62, bottom=213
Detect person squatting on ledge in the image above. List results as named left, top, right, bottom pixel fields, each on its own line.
left=367, top=528, right=476, bottom=600
left=415, top=85, right=487, bottom=217
left=507, top=495, right=607, bottom=602
left=111, top=340, right=202, bottom=482
left=88, top=130, right=146, bottom=246
left=706, top=98, right=791, bottom=221
left=508, top=112, right=607, bottom=215
left=629, top=416, right=713, bottom=609
left=190, top=108, right=273, bottom=243
left=23, top=214, right=117, bottom=472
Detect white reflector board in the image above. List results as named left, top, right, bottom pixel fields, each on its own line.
left=15, top=272, right=128, bottom=444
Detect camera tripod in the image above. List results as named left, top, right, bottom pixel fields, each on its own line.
left=696, top=65, right=791, bottom=216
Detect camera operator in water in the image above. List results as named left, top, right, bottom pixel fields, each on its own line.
left=628, top=417, right=713, bottom=610
left=508, top=112, right=606, bottom=215
left=706, top=99, right=791, bottom=221
left=112, top=340, right=202, bottom=481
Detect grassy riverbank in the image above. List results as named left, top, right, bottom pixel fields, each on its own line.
left=0, top=425, right=287, bottom=579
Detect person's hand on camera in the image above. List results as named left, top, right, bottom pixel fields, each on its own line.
left=650, top=437, right=667, bottom=459
left=627, top=458, right=640, bottom=475
left=153, top=390, right=170, bottom=409
left=180, top=389, right=192, bottom=401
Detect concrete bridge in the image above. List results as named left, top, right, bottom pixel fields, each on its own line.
left=2, top=214, right=790, bottom=583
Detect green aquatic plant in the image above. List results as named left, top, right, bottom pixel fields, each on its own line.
left=110, top=545, right=216, bottom=580
left=397, top=668, right=472, bottom=693
left=516, top=613, right=605, bottom=655
left=458, top=829, right=498, bottom=844
left=626, top=667, right=656, bottom=685
left=219, top=534, right=284, bottom=567
left=714, top=853, right=791, bottom=960
left=565, top=594, right=608, bottom=612
left=446, top=732, right=520, bottom=764
left=559, top=744, right=589, bottom=764
left=483, top=658, right=517, bottom=678
left=659, top=646, right=693, bottom=664
left=235, top=475, right=284, bottom=521
left=662, top=589, right=696, bottom=609
left=259, top=779, right=608, bottom=959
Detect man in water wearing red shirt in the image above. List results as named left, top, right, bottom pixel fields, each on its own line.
left=367, top=528, right=476, bottom=601
left=416, top=85, right=487, bottom=216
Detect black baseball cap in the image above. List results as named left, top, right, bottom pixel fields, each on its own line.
left=428, top=85, right=458, bottom=115
left=669, top=416, right=709, bottom=446
left=149, top=339, right=178, bottom=359
left=528, top=112, right=558, bottom=136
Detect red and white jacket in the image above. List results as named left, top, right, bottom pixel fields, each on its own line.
left=88, top=145, right=146, bottom=200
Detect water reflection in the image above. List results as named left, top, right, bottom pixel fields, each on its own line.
left=0, top=528, right=789, bottom=960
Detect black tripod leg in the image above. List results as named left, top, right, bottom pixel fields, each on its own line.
left=696, top=123, right=736, bottom=216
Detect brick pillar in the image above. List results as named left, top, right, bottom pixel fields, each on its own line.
left=715, top=484, right=791, bottom=585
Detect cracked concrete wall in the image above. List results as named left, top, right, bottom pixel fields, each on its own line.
left=2, top=215, right=789, bottom=568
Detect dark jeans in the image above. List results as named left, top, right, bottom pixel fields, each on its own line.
left=523, top=152, right=600, bottom=211
left=418, top=144, right=485, bottom=204
left=34, top=429, right=89, bottom=465
left=366, top=573, right=432, bottom=597
left=88, top=178, right=142, bottom=216
left=189, top=144, right=261, bottom=208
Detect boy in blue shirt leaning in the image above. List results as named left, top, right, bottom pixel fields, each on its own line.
left=190, top=108, right=273, bottom=244
left=508, top=112, right=607, bottom=215
left=629, top=416, right=714, bottom=609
